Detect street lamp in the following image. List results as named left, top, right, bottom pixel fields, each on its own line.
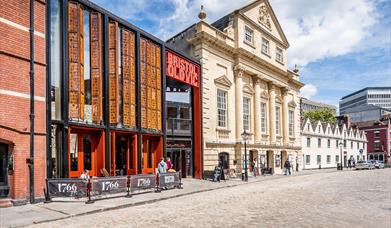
left=339, top=142, right=343, bottom=170
left=241, top=130, right=249, bottom=182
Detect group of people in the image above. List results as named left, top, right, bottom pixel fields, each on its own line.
left=157, top=157, right=175, bottom=173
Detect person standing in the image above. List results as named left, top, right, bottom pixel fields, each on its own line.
left=166, top=157, right=172, bottom=171
left=348, top=158, right=352, bottom=169
left=158, top=157, right=167, bottom=173
left=284, top=160, right=291, bottom=175
left=252, top=158, right=257, bottom=177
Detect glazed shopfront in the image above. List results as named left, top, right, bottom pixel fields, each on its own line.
left=48, top=0, right=202, bottom=180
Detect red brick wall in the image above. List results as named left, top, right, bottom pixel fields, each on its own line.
left=0, top=0, right=46, bottom=201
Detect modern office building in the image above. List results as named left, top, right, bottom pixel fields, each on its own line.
left=300, top=98, right=337, bottom=114
left=340, top=87, right=391, bottom=114
left=342, top=104, right=391, bottom=124
left=301, top=118, right=367, bottom=169
left=168, top=0, right=304, bottom=176
left=0, top=0, right=202, bottom=205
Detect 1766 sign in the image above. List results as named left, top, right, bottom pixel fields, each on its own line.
left=166, top=50, right=200, bottom=87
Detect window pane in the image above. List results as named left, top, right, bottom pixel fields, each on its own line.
left=288, top=110, right=294, bottom=136
left=83, top=10, right=92, bottom=123
left=261, top=102, right=267, bottom=133
left=243, top=98, right=250, bottom=131
left=275, top=107, right=280, bottom=135
left=217, top=90, right=227, bottom=127
left=50, top=0, right=62, bottom=120
left=70, top=134, right=78, bottom=171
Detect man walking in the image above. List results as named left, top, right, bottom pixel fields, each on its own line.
left=284, top=160, right=291, bottom=175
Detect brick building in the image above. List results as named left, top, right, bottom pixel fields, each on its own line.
left=1, top=0, right=202, bottom=205
left=360, top=118, right=391, bottom=164
left=0, top=0, right=46, bottom=205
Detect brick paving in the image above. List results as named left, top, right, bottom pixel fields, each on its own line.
left=1, top=169, right=390, bottom=227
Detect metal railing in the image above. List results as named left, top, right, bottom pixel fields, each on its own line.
left=166, top=118, right=192, bottom=136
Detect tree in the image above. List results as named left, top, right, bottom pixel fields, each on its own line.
left=302, top=108, right=336, bottom=124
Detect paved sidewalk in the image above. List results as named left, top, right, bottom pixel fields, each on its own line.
left=0, top=169, right=337, bottom=228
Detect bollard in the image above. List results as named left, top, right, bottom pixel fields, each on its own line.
left=44, top=179, right=51, bottom=203
left=85, top=178, right=94, bottom=204
left=178, top=171, right=183, bottom=189
left=155, top=173, right=161, bottom=193
left=125, top=175, right=132, bottom=198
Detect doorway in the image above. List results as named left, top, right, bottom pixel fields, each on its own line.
left=141, top=136, right=162, bottom=174
left=266, top=150, right=274, bottom=171
left=280, top=151, right=287, bottom=169
left=0, top=143, right=9, bottom=197
left=69, top=131, right=102, bottom=178
left=112, top=134, right=137, bottom=176
left=167, top=149, right=193, bottom=178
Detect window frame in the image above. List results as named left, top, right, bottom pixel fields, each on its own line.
left=275, top=47, right=284, bottom=63
left=261, top=38, right=269, bottom=55
left=288, top=110, right=294, bottom=137
left=244, top=26, right=254, bottom=44
left=243, top=97, right=251, bottom=132
left=260, top=101, right=267, bottom=133
left=217, top=89, right=228, bottom=128
left=275, top=106, right=281, bottom=135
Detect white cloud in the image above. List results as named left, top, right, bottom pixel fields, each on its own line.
left=300, top=84, right=318, bottom=99
left=156, top=0, right=250, bottom=39
left=270, top=0, right=381, bottom=66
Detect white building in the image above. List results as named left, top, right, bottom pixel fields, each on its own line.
left=168, top=0, right=304, bottom=176
left=301, top=118, right=367, bottom=169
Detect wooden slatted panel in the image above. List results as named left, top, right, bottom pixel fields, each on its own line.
left=140, top=38, right=147, bottom=128
left=90, top=12, right=102, bottom=123
left=156, top=45, right=162, bottom=130
left=68, top=2, right=83, bottom=120
left=79, top=6, right=85, bottom=120
left=109, top=21, right=118, bottom=124
left=129, top=32, right=136, bottom=127
left=122, top=29, right=131, bottom=127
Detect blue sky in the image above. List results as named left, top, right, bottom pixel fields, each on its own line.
left=91, top=0, right=391, bottom=111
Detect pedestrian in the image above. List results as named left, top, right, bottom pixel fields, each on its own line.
left=166, top=157, right=172, bottom=171
left=352, top=158, right=356, bottom=168
left=80, top=169, right=89, bottom=179
left=284, top=160, right=291, bottom=175
left=348, top=158, right=351, bottom=169
left=252, top=158, right=257, bottom=177
left=158, top=157, right=167, bottom=173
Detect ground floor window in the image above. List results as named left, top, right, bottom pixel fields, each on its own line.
left=306, top=155, right=310, bottom=165
left=336, top=155, right=339, bottom=164
left=327, top=155, right=331, bottom=164
left=317, top=155, right=321, bottom=165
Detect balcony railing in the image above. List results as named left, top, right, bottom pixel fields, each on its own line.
left=167, top=118, right=192, bottom=136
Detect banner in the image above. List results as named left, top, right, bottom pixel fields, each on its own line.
left=47, top=178, right=87, bottom=198
left=159, top=172, right=181, bottom=188
left=91, top=176, right=128, bottom=196
left=130, top=174, right=156, bottom=192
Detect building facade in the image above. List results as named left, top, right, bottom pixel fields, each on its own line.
left=0, top=0, right=46, bottom=203
left=300, top=98, right=337, bottom=114
left=340, top=87, right=391, bottom=114
left=168, top=0, right=304, bottom=176
left=360, top=118, right=391, bottom=164
left=342, top=104, right=391, bottom=124
left=301, top=118, right=367, bottom=169
left=0, top=0, right=203, bottom=204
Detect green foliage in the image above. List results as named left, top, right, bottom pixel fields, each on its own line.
left=303, top=108, right=336, bottom=123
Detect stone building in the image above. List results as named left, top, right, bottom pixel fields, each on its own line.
left=300, top=98, right=337, bottom=115
left=301, top=118, right=367, bottom=169
left=168, top=0, right=304, bottom=175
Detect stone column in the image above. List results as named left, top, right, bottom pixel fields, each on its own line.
left=282, top=87, right=289, bottom=145
left=268, top=82, right=276, bottom=144
left=234, top=67, right=244, bottom=142
left=254, top=78, right=261, bottom=143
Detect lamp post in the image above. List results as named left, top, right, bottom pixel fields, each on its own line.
left=339, top=142, right=343, bottom=170
left=241, top=130, right=249, bottom=182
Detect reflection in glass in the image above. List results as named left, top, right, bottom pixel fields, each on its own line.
left=84, top=10, right=92, bottom=123
left=50, top=0, right=62, bottom=120
left=70, top=134, right=78, bottom=171
left=83, top=135, right=92, bottom=170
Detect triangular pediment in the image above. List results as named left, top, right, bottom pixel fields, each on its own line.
left=243, top=84, right=254, bottom=95
left=214, top=75, right=232, bottom=88
left=239, top=0, right=289, bottom=48
left=261, top=90, right=269, bottom=99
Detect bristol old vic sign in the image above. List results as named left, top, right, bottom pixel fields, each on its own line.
left=166, top=50, right=200, bottom=87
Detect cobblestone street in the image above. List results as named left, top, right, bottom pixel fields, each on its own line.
left=29, top=169, right=391, bottom=228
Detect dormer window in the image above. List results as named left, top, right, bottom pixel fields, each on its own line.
left=276, top=47, right=283, bottom=63
left=261, top=38, right=269, bottom=55
left=244, top=26, right=253, bottom=44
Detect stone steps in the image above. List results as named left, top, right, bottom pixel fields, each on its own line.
left=0, top=198, right=12, bottom=208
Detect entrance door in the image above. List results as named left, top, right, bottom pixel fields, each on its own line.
left=142, top=139, right=155, bottom=174
left=0, top=143, right=9, bottom=197
left=280, top=151, right=287, bottom=169
left=69, top=134, right=96, bottom=178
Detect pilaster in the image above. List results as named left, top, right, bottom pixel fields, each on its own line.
left=282, top=87, right=289, bottom=145
left=234, top=66, right=244, bottom=142
left=254, top=78, right=261, bottom=143
left=268, top=82, right=276, bottom=144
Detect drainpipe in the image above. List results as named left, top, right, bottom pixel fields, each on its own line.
left=27, top=0, right=35, bottom=204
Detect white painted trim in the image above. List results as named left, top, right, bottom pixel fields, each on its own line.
left=0, top=89, right=45, bottom=102
left=0, top=17, right=45, bottom=38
